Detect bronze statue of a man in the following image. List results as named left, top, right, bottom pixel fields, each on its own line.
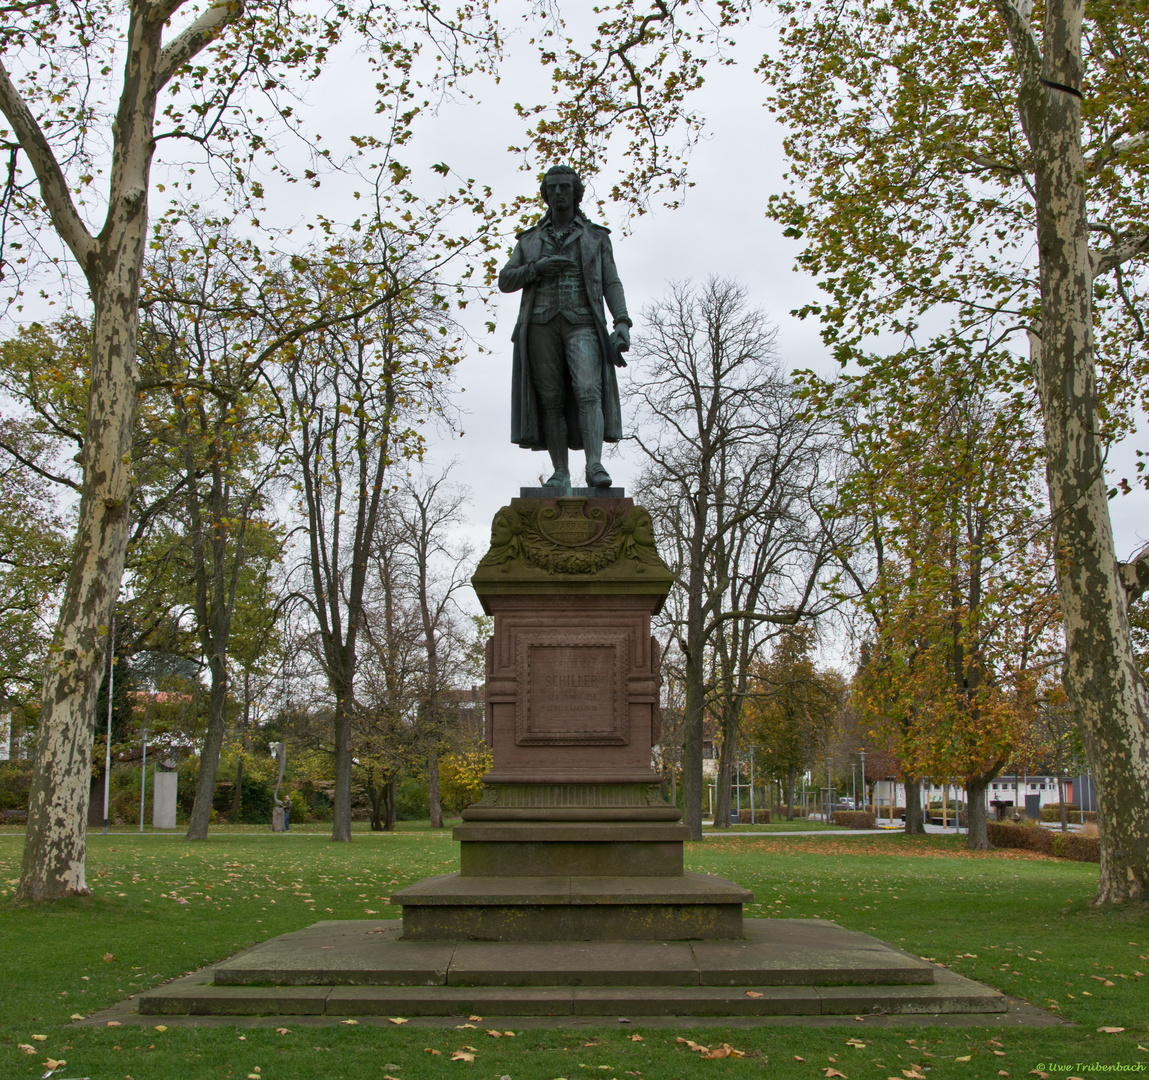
left=499, top=165, right=632, bottom=493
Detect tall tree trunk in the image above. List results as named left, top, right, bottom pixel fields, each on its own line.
left=1059, top=775, right=1068, bottom=832
left=681, top=638, right=706, bottom=839
left=6, top=0, right=243, bottom=905
left=17, top=220, right=140, bottom=902
left=785, top=764, right=797, bottom=821
left=366, top=771, right=385, bottom=831
left=996, top=0, right=1149, bottom=903
left=383, top=777, right=397, bottom=831
left=903, top=771, right=926, bottom=835
left=332, top=691, right=354, bottom=842
left=427, top=744, right=443, bottom=828
left=186, top=652, right=229, bottom=840
left=965, top=778, right=991, bottom=851
left=713, top=736, right=734, bottom=829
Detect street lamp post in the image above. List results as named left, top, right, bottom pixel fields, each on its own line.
left=851, top=763, right=856, bottom=810
left=859, top=750, right=867, bottom=815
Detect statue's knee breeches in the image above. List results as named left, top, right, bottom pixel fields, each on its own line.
left=528, top=319, right=601, bottom=414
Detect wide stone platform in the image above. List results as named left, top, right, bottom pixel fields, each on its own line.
left=135, top=918, right=1009, bottom=1019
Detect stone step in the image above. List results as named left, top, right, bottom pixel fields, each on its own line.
left=138, top=969, right=1005, bottom=1019
left=201, top=919, right=933, bottom=989
left=393, top=872, right=753, bottom=941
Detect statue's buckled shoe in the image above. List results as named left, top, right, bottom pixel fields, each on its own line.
left=542, top=469, right=572, bottom=495
left=586, top=463, right=612, bottom=489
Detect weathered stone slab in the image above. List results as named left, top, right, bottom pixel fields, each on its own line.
left=448, top=941, right=698, bottom=987
left=329, top=985, right=574, bottom=1017
left=214, top=922, right=454, bottom=987
left=570, top=985, right=822, bottom=1016
left=131, top=919, right=1016, bottom=1021
left=693, top=919, right=935, bottom=987
left=816, top=969, right=1007, bottom=1015
left=460, top=839, right=685, bottom=877
left=141, top=977, right=330, bottom=1016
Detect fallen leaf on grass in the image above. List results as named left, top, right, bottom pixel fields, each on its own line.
left=276, top=1028, right=291, bottom=1035
left=486, top=1029, right=503, bottom=1037
left=17, top=1044, right=35, bottom=1054
left=705, top=1044, right=745, bottom=1060
left=32, top=1034, right=47, bottom=1041
left=388, top=1017, right=408, bottom=1025
left=628, top=1034, right=643, bottom=1042
left=153, top=1025, right=167, bottom=1032
left=468, top=1014, right=482, bottom=1021
left=384, top=1075, right=401, bottom=1079
left=846, top=1039, right=866, bottom=1048
left=503, top=1030, right=515, bottom=1037
left=744, top=990, right=763, bottom=998
left=457, top=1023, right=477, bottom=1029
left=451, top=1050, right=475, bottom=1062
left=425, top=1048, right=442, bottom=1056
left=902, top=1069, right=926, bottom=1079
left=676, top=1037, right=709, bottom=1054
left=42, top=1058, right=65, bottom=1071
left=340, top=1019, right=359, bottom=1025
left=998, top=1072, right=1010, bottom=1077
left=1097, top=1026, right=1126, bottom=1033
left=69, top=1014, right=84, bottom=1021
left=794, top=1056, right=806, bottom=1062
left=824, top=1070, right=847, bottom=1079
left=105, top=1020, right=121, bottom=1027
left=955, top=1055, right=972, bottom=1062
left=102, top=953, right=117, bottom=963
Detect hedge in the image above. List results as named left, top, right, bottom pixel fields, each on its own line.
left=986, top=821, right=1100, bottom=862
left=830, top=810, right=877, bottom=829
left=736, top=809, right=771, bottom=824
left=1040, top=806, right=1097, bottom=823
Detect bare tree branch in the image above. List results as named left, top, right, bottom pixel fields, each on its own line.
left=0, top=60, right=96, bottom=270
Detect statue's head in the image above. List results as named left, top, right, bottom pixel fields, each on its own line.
left=540, top=165, right=584, bottom=210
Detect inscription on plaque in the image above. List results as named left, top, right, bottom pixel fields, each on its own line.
left=516, top=632, right=629, bottom=745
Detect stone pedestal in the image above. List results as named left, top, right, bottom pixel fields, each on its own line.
left=394, top=495, right=751, bottom=941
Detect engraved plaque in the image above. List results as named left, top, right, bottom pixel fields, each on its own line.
left=516, top=631, right=629, bottom=745
left=536, top=498, right=609, bottom=547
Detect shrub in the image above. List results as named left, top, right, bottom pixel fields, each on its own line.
left=213, top=776, right=274, bottom=824
left=0, top=762, right=32, bottom=811
left=1041, top=805, right=1096, bottom=823
left=737, top=809, right=770, bottom=824
left=830, top=810, right=877, bottom=829
left=396, top=777, right=429, bottom=820
left=1050, top=831, right=1101, bottom=862
left=779, top=805, right=807, bottom=818
left=986, top=822, right=1100, bottom=862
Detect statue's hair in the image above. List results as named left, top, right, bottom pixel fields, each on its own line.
left=540, top=165, right=584, bottom=206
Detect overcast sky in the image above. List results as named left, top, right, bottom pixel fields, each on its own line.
left=275, top=15, right=1149, bottom=652
left=20, top=7, right=1149, bottom=667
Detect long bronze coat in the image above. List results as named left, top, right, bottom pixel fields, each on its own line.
left=498, top=212, right=630, bottom=450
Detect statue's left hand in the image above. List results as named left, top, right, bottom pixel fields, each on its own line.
left=609, top=323, right=631, bottom=365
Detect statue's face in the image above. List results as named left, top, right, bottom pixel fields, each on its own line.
left=544, top=175, right=577, bottom=213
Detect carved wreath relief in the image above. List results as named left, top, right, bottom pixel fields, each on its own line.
left=480, top=497, right=665, bottom=576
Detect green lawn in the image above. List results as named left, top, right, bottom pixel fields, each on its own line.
left=703, top=819, right=847, bottom=833
left=1, top=825, right=1146, bottom=1079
